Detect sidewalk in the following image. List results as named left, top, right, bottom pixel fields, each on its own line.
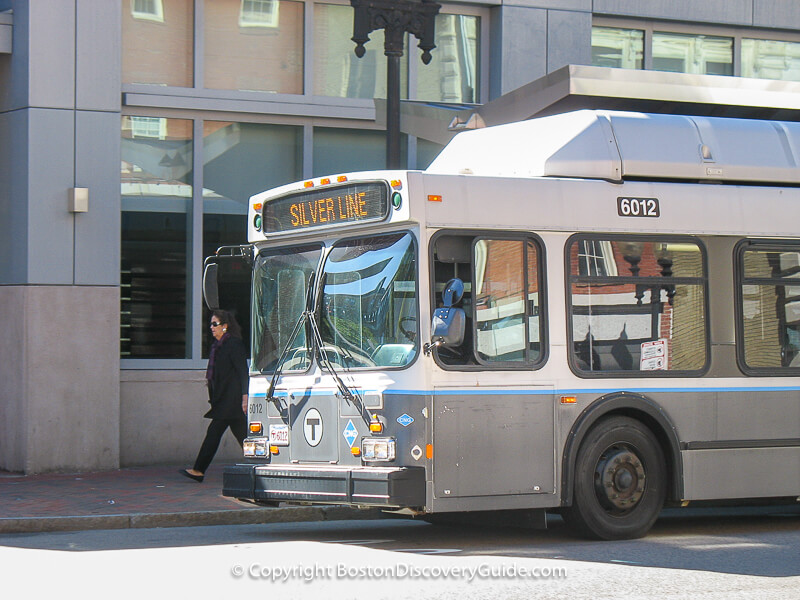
left=0, top=464, right=382, bottom=534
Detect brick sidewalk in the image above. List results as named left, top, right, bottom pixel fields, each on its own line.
left=0, top=464, right=380, bottom=534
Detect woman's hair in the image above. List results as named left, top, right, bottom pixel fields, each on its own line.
left=211, top=309, right=243, bottom=339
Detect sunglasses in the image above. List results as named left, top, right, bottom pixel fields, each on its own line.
left=210, top=322, right=221, bottom=327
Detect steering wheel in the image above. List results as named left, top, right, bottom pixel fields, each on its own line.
left=399, top=316, right=417, bottom=342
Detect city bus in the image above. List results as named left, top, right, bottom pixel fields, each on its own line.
left=204, top=109, right=800, bottom=540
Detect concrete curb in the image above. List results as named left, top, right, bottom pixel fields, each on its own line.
left=0, top=506, right=386, bottom=535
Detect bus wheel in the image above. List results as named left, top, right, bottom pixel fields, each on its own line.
left=563, top=416, right=666, bottom=540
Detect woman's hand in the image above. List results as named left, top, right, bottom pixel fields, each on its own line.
left=242, top=395, right=248, bottom=414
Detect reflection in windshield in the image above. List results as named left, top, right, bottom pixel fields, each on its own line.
left=251, top=244, right=321, bottom=372
left=320, top=232, right=418, bottom=368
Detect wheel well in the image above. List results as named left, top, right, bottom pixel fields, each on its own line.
left=561, top=396, right=683, bottom=507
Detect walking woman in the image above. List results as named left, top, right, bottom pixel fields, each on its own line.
left=180, top=309, right=248, bottom=482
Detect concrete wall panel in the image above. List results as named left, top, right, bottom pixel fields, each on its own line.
left=0, top=287, right=26, bottom=472
left=593, top=0, right=753, bottom=26
left=120, top=371, right=242, bottom=467
left=2, top=285, right=119, bottom=473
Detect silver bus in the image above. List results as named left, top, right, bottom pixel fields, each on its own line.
left=205, top=110, right=800, bottom=540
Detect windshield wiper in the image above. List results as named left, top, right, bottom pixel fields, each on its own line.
left=265, top=270, right=372, bottom=428
left=265, top=272, right=316, bottom=408
left=307, top=309, right=372, bottom=428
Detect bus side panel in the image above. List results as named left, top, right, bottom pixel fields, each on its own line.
left=562, top=388, right=800, bottom=503
left=432, top=389, right=556, bottom=501
left=682, top=447, right=800, bottom=500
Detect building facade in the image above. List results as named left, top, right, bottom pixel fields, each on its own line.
left=2, top=0, right=800, bottom=473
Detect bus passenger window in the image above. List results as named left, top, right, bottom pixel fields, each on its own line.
left=568, top=236, right=708, bottom=376
left=432, top=233, right=545, bottom=368
left=738, top=244, right=800, bottom=371
left=432, top=235, right=474, bottom=365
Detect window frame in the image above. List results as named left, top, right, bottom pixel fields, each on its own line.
left=565, top=233, right=710, bottom=379
left=131, top=0, right=164, bottom=23
left=315, top=228, right=421, bottom=372
left=592, top=16, right=800, bottom=77
left=428, top=229, right=549, bottom=372
left=734, top=238, right=800, bottom=376
left=250, top=240, right=324, bottom=375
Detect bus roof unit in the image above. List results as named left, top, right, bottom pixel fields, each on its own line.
left=426, top=109, right=800, bottom=185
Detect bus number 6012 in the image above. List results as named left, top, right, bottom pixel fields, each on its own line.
left=617, top=197, right=660, bottom=217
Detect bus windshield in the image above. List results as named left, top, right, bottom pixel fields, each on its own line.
left=319, top=232, right=418, bottom=369
left=251, top=244, right=321, bottom=373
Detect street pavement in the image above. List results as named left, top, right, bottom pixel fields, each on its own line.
left=0, top=464, right=381, bottom=534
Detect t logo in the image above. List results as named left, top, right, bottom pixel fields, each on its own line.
left=303, top=408, right=323, bottom=447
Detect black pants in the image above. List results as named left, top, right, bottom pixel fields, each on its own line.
left=193, top=417, right=247, bottom=473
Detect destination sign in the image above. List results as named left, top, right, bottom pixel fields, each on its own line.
left=263, top=182, right=390, bottom=234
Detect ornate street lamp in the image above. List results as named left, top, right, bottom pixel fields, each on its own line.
left=351, top=0, right=441, bottom=169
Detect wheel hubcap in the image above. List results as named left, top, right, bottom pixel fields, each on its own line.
left=594, top=445, right=646, bottom=514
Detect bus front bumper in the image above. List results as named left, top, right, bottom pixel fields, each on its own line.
left=223, top=464, right=426, bottom=508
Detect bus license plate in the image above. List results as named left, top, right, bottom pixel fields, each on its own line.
left=269, top=424, right=289, bottom=446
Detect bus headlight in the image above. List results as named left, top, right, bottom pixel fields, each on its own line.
left=361, top=437, right=396, bottom=461
left=243, top=438, right=268, bottom=458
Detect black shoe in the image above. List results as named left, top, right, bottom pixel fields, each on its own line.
left=179, top=468, right=204, bottom=483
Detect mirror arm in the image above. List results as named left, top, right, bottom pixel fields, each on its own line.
left=423, top=340, right=442, bottom=356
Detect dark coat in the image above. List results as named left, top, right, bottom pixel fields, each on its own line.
left=204, top=335, right=249, bottom=421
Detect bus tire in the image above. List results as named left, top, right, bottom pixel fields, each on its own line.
left=562, top=416, right=666, bottom=540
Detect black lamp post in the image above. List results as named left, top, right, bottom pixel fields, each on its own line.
left=351, top=0, right=441, bottom=169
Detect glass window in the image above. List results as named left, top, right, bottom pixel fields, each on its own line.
left=431, top=233, right=545, bottom=368
left=122, top=0, right=194, bottom=86
left=576, top=240, right=618, bottom=277
left=121, top=116, right=193, bottom=358
left=416, top=139, right=445, bottom=169
left=591, top=26, right=644, bottom=69
left=319, top=232, right=418, bottom=369
left=415, top=14, right=480, bottom=103
left=313, top=3, right=408, bottom=99
left=473, top=239, right=543, bottom=364
left=313, top=127, right=405, bottom=175
left=202, top=121, right=304, bottom=355
left=568, top=237, right=707, bottom=375
left=252, top=244, right=321, bottom=372
left=204, top=0, right=304, bottom=93
left=742, top=39, right=800, bottom=82
left=652, top=32, right=732, bottom=76
left=738, top=244, right=800, bottom=371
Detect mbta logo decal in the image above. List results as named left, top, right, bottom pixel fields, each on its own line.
left=303, top=408, right=323, bottom=447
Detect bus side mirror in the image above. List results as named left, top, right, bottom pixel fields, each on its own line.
left=424, top=278, right=465, bottom=355
left=203, top=262, right=220, bottom=310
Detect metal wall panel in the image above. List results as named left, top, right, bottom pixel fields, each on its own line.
left=489, top=6, right=547, bottom=98
left=753, top=0, right=800, bottom=30
left=74, top=109, right=121, bottom=286
left=0, top=109, right=29, bottom=284
left=593, top=0, right=753, bottom=27
left=76, top=0, right=121, bottom=112
left=27, top=0, right=75, bottom=110
left=26, top=108, right=74, bottom=284
left=547, top=9, right=592, bottom=73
